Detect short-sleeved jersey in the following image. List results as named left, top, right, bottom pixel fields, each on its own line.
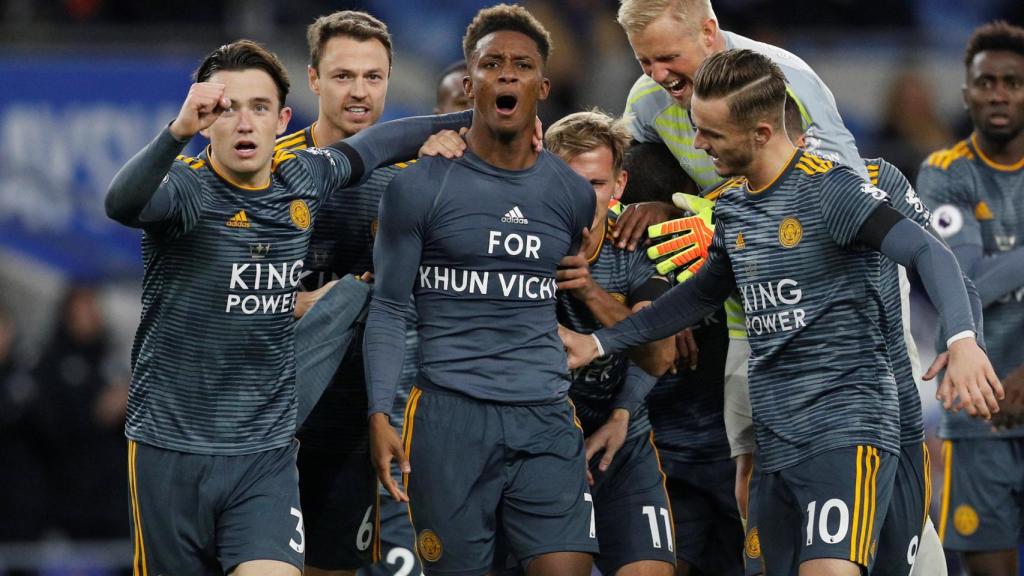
left=918, top=136, right=1024, bottom=439
left=646, top=307, right=731, bottom=463
left=368, top=150, right=595, bottom=409
left=867, top=158, right=931, bottom=445
left=275, top=126, right=418, bottom=454
left=557, top=204, right=658, bottom=441
left=712, top=151, right=900, bottom=472
left=126, top=143, right=356, bottom=455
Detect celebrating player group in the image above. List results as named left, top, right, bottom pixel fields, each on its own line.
left=106, top=1, right=1024, bottom=575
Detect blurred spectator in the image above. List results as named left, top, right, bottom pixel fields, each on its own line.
left=31, top=285, right=128, bottom=540
left=0, top=302, right=47, bottom=541
left=874, top=66, right=953, bottom=182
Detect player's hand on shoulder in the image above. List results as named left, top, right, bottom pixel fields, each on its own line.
left=558, top=324, right=599, bottom=369
left=419, top=127, right=468, bottom=159
left=612, top=201, right=682, bottom=252
left=584, top=408, right=629, bottom=485
left=369, top=413, right=410, bottom=502
left=170, top=82, right=230, bottom=140
left=937, top=339, right=1004, bottom=420
left=556, top=228, right=596, bottom=299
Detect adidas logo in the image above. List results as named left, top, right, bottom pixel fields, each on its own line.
left=227, top=210, right=251, bottom=228
left=501, top=206, right=528, bottom=224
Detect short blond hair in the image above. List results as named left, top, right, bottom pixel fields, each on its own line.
left=545, top=109, right=632, bottom=173
left=617, top=0, right=711, bottom=35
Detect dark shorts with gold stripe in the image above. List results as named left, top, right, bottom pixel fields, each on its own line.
left=361, top=490, right=422, bottom=576
left=938, top=437, right=1024, bottom=552
left=744, top=457, right=764, bottom=576
left=402, top=385, right=599, bottom=576
left=297, top=445, right=379, bottom=570
left=656, top=455, right=744, bottom=576
left=126, top=438, right=303, bottom=576
left=756, top=445, right=897, bottom=574
left=873, top=442, right=931, bottom=576
left=589, top=432, right=677, bottom=575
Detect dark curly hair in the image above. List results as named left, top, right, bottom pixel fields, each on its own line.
left=965, top=21, right=1024, bottom=68
left=462, top=4, right=552, bottom=65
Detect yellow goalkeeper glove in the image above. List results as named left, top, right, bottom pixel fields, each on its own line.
left=646, top=193, right=715, bottom=283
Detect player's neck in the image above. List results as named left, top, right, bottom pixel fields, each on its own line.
left=209, top=150, right=272, bottom=189
left=745, top=141, right=798, bottom=192
left=584, top=218, right=606, bottom=256
left=313, top=119, right=355, bottom=148
left=973, top=130, right=1024, bottom=167
left=465, top=118, right=539, bottom=171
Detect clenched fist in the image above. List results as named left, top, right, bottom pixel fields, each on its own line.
left=169, top=82, right=231, bottom=140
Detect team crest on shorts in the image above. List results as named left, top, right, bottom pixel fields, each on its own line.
left=418, top=529, right=443, bottom=562
left=778, top=217, right=802, bottom=248
left=744, top=527, right=761, bottom=559
left=954, top=504, right=980, bottom=536
left=290, top=200, right=311, bottom=230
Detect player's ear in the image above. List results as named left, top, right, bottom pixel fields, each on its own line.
left=538, top=77, right=551, bottom=101
left=613, top=169, right=628, bottom=200
left=277, top=105, right=293, bottom=136
left=701, top=17, right=718, bottom=49
left=753, top=122, right=772, bottom=146
left=961, top=83, right=969, bottom=109
left=308, top=65, right=320, bottom=95
left=463, top=74, right=474, bottom=99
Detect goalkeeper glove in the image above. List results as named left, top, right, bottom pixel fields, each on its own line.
left=646, top=193, right=715, bottom=282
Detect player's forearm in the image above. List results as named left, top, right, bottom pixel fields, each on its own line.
left=624, top=301, right=676, bottom=376
left=610, top=363, right=659, bottom=417
left=596, top=267, right=733, bottom=356
left=961, top=274, right=986, bottom=351
left=333, top=109, right=473, bottom=186
left=875, top=218, right=976, bottom=343
left=580, top=286, right=633, bottom=327
left=364, top=296, right=410, bottom=417
left=580, top=286, right=674, bottom=374
left=953, top=244, right=1024, bottom=307
left=105, top=127, right=187, bottom=226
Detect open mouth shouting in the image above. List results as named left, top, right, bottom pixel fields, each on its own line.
left=495, top=93, right=519, bottom=118
left=662, top=77, right=692, bottom=101
left=234, top=139, right=258, bottom=160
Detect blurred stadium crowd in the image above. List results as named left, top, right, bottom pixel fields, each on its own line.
left=0, top=0, right=1022, bottom=574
